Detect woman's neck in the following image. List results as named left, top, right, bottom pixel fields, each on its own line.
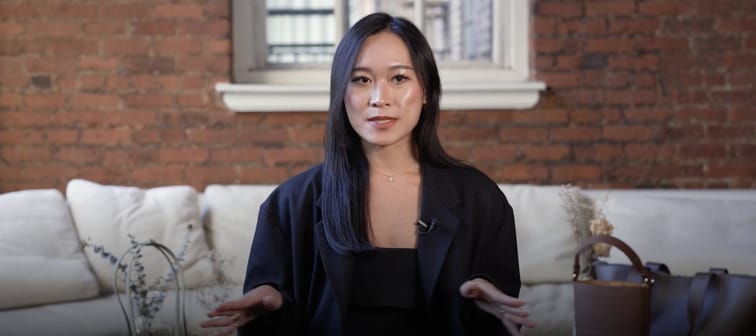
left=363, top=143, right=420, bottom=176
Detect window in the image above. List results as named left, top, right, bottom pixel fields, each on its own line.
left=217, top=0, right=544, bottom=112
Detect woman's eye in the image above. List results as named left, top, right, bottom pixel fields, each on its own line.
left=392, top=74, right=409, bottom=83
left=351, top=76, right=370, bottom=84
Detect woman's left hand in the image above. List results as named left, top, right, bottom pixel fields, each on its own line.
left=460, top=278, right=536, bottom=336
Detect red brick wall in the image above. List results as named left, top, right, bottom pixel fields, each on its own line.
left=1, top=0, right=754, bottom=192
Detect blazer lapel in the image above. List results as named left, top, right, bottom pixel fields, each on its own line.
left=416, top=164, right=462, bottom=307
left=314, top=199, right=353, bottom=317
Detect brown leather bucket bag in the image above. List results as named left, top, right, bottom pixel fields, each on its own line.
left=573, top=234, right=652, bottom=336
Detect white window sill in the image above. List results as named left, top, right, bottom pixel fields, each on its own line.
left=215, top=80, right=546, bottom=112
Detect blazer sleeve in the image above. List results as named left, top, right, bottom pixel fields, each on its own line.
left=461, top=183, right=521, bottom=335
left=238, top=196, right=297, bottom=336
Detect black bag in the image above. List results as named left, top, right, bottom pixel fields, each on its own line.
left=593, top=240, right=756, bottom=336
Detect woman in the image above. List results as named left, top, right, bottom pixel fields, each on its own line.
left=202, top=12, right=534, bottom=336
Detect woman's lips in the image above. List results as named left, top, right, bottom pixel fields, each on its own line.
left=367, top=116, right=397, bottom=128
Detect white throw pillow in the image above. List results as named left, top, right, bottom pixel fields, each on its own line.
left=500, top=184, right=586, bottom=283
left=202, top=185, right=277, bottom=285
left=66, top=179, right=215, bottom=293
left=599, top=193, right=756, bottom=276
left=0, top=189, right=99, bottom=309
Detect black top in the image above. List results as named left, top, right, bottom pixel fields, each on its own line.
left=344, top=247, right=428, bottom=336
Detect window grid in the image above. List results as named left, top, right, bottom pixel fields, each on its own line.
left=265, top=0, right=494, bottom=65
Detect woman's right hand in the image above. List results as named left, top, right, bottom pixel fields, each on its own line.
left=201, top=284, right=283, bottom=336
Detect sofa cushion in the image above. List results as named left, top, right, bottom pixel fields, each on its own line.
left=202, top=185, right=277, bottom=285
left=500, top=184, right=586, bottom=283
left=0, top=189, right=99, bottom=309
left=596, top=192, right=756, bottom=276
left=66, top=179, right=215, bottom=293
left=0, top=285, right=244, bottom=336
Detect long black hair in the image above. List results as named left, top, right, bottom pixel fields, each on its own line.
left=321, top=12, right=465, bottom=253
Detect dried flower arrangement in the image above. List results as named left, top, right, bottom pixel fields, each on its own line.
left=196, top=252, right=235, bottom=311
left=588, top=196, right=614, bottom=256
left=83, top=233, right=190, bottom=336
left=560, top=185, right=614, bottom=279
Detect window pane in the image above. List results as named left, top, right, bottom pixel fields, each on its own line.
left=437, top=0, right=493, bottom=61
left=265, top=0, right=493, bottom=64
left=348, top=0, right=412, bottom=24
left=266, top=0, right=336, bottom=64
left=347, top=0, right=493, bottom=62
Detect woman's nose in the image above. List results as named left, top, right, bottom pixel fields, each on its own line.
left=369, top=82, right=389, bottom=107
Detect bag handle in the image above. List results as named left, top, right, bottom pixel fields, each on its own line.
left=687, top=272, right=711, bottom=335
left=645, top=262, right=670, bottom=274
left=686, top=268, right=729, bottom=335
left=573, top=234, right=652, bottom=283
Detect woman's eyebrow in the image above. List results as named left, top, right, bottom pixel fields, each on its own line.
left=351, top=64, right=415, bottom=72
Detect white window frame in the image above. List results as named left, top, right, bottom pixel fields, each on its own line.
left=216, top=0, right=545, bottom=112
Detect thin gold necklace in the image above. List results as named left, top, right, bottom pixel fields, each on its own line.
left=370, top=165, right=419, bottom=183
left=372, top=170, right=396, bottom=182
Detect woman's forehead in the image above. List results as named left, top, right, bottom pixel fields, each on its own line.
left=352, top=31, right=413, bottom=70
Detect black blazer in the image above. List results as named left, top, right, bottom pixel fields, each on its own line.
left=240, top=163, right=520, bottom=335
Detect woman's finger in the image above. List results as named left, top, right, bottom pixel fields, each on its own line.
left=211, top=285, right=282, bottom=314
left=208, top=299, right=250, bottom=316
left=471, top=298, right=531, bottom=325
left=210, top=326, right=238, bottom=336
left=500, top=310, right=537, bottom=328
left=201, top=313, right=242, bottom=328
left=459, top=278, right=536, bottom=331
left=502, top=319, right=523, bottom=336
left=236, top=314, right=257, bottom=328
left=206, top=309, right=240, bottom=318
left=460, top=278, right=525, bottom=307
left=498, top=303, right=529, bottom=318
left=261, top=294, right=282, bottom=310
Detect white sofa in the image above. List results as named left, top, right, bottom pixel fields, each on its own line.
left=1, top=179, right=754, bottom=336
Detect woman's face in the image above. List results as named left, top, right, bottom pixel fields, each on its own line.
left=345, top=31, right=425, bottom=151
